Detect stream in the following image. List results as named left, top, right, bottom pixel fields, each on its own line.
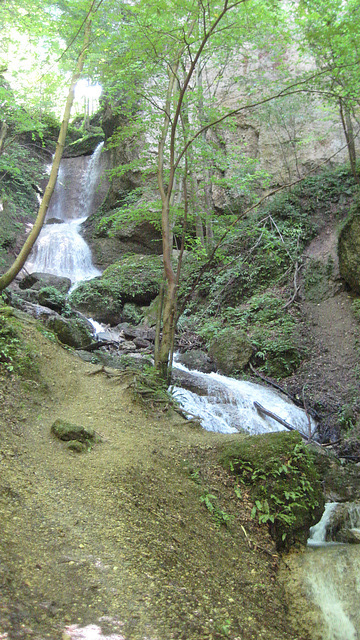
left=172, top=358, right=316, bottom=436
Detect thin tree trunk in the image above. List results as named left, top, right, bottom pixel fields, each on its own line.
left=0, top=15, right=92, bottom=291
left=0, top=122, right=7, bottom=156
left=339, top=99, right=359, bottom=184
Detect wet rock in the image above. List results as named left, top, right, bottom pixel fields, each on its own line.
left=209, top=327, right=252, bottom=375
left=176, top=349, right=216, bottom=374
left=63, top=132, right=104, bottom=158
left=46, top=217, right=64, bottom=225
left=326, top=501, right=360, bottom=543
left=19, top=272, right=71, bottom=294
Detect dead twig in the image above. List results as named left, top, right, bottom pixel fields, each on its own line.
left=283, top=261, right=303, bottom=309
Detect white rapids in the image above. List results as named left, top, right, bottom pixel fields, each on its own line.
left=172, top=359, right=316, bottom=436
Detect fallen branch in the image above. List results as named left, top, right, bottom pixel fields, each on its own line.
left=283, top=261, right=303, bottom=309
left=249, top=363, right=297, bottom=403
left=254, top=401, right=308, bottom=440
left=78, top=340, right=118, bottom=352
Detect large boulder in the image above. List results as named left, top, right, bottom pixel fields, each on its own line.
left=45, top=316, right=93, bottom=348
left=19, top=272, right=71, bottom=294
left=63, top=132, right=104, bottom=158
left=69, top=255, right=163, bottom=325
left=176, top=349, right=216, bottom=374
left=209, top=327, right=252, bottom=375
left=82, top=217, right=163, bottom=269
left=219, top=431, right=324, bottom=550
left=338, top=210, right=360, bottom=293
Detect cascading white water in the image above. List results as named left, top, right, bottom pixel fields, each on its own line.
left=172, top=359, right=316, bottom=436
left=25, top=143, right=104, bottom=284
left=307, top=502, right=339, bottom=547
left=283, top=503, right=360, bottom=640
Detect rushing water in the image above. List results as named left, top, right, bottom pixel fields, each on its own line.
left=172, top=359, right=316, bottom=436
left=284, top=503, right=360, bottom=640
left=25, top=143, right=105, bottom=284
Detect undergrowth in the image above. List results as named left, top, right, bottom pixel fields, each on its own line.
left=0, top=305, right=38, bottom=377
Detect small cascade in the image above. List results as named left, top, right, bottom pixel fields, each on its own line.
left=172, top=359, right=316, bottom=436
left=25, top=142, right=105, bottom=285
left=307, top=502, right=339, bottom=547
left=284, top=503, right=360, bottom=640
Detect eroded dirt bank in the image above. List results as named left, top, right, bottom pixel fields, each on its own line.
left=0, top=315, right=308, bottom=640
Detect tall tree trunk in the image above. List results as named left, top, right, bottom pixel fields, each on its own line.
left=339, top=99, right=359, bottom=184
left=0, top=14, right=92, bottom=291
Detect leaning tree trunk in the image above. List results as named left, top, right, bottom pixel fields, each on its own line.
left=0, top=15, right=92, bottom=291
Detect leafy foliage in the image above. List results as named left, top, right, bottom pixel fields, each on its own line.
left=200, top=491, right=234, bottom=528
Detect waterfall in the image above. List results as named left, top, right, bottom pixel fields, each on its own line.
left=25, top=143, right=105, bottom=284
left=283, top=503, right=360, bottom=640
left=172, top=359, right=316, bottom=436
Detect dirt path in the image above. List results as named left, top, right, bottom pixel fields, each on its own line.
left=0, top=317, right=304, bottom=640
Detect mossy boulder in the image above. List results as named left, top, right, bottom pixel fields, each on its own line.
left=45, top=316, right=92, bottom=348
left=338, top=210, right=360, bottom=293
left=69, top=277, right=123, bottom=325
left=219, top=431, right=324, bottom=550
left=69, top=255, right=163, bottom=324
left=19, top=272, right=71, bottom=294
left=51, top=419, right=100, bottom=451
left=209, top=327, right=252, bottom=375
left=103, top=254, right=163, bottom=304
left=63, top=131, right=104, bottom=158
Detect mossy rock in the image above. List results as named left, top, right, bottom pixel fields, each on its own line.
left=209, top=327, right=252, bottom=375
left=68, top=277, right=123, bottom=325
left=67, top=440, right=89, bottom=453
left=69, top=255, right=163, bottom=324
left=103, top=254, right=163, bottom=305
left=19, top=273, right=71, bottom=294
left=219, top=431, right=324, bottom=550
left=63, top=132, right=104, bottom=158
left=45, top=316, right=93, bottom=348
left=338, top=210, right=360, bottom=294
left=51, top=419, right=100, bottom=449
left=122, top=302, right=143, bottom=325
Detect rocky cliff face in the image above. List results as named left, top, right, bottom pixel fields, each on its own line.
left=338, top=206, right=360, bottom=294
